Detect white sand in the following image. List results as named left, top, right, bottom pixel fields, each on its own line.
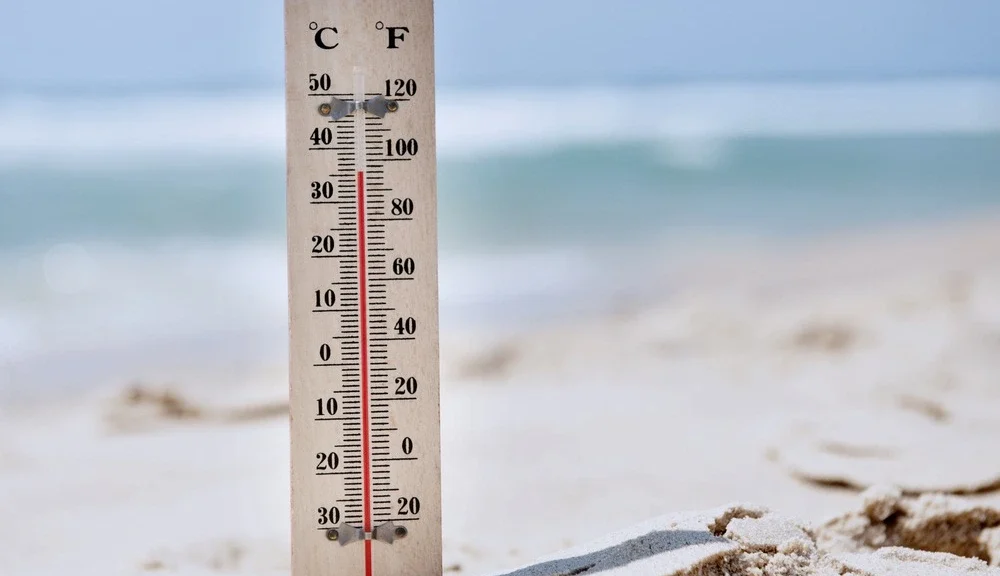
left=3, top=213, right=1000, bottom=575
left=486, top=490, right=1000, bottom=575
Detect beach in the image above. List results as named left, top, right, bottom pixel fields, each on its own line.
left=2, top=210, right=1000, bottom=575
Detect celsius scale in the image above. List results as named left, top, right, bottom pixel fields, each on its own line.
left=284, top=0, right=441, bottom=574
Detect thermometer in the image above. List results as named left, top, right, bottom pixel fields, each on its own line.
left=284, top=1, right=441, bottom=574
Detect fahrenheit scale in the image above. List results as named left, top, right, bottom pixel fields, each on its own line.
left=284, top=1, right=441, bottom=575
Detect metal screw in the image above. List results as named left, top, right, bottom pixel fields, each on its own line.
left=394, top=526, right=408, bottom=539
left=386, top=100, right=399, bottom=113
left=326, top=529, right=339, bottom=541
left=318, top=103, right=332, bottom=116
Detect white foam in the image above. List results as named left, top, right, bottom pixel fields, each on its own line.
left=1, top=79, right=999, bottom=165
left=436, top=79, right=1000, bottom=158
left=0, top=93, right=285, bottom=165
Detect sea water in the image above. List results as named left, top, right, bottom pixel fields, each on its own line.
left=1, top=79, right=999, bottom=397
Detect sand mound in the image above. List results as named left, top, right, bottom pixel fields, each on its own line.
left=818, top=485, right=1000, bottom=565
left=489, top=490, right=1000, bottom=575
left=836, top=548, right=1000, bottom=576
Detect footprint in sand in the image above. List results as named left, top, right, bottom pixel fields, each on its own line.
left=104, top=384, right=288, bottom=435
left=788, top=320, right=860, bottom=353
left=455, top=342, right=520, bottom=379
left=772, top=407, right=1000, bottom=495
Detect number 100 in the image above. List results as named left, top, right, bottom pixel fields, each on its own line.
left=386, top=138, right=418, bottom=157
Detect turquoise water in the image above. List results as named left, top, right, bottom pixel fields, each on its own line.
left=2, top=79, right=1000, bottom=395
left=3, top=133, right=999, bottom=251
left=440, top=134, right=1000, bottom=248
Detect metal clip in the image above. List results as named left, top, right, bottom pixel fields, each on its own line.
left=326, top=521, right=408, bottom=546
left=320, top=95, right=399, bottom=120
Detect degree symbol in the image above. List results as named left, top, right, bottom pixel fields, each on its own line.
left=309, top=22, right=318, bottom=31
left=375, top=21, right=384, bottom=30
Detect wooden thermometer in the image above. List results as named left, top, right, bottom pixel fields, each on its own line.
left=284, top=1, right=441, bottom=574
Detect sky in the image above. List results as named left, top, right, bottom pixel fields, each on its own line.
left=0, top=0, right=998, bottom=90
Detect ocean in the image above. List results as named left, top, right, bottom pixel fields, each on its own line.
left=2, top=78, right=1000, bottom=397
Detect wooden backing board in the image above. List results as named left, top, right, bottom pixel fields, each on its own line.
left=284, top=1, right=441, bottom=574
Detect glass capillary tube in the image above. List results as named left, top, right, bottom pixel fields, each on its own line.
left=354, top=66, right=366, bottom=169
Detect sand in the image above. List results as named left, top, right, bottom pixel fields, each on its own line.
left=2, top=212, right=1000, bottom=575
left=487, top=489, right=1000, bottom=575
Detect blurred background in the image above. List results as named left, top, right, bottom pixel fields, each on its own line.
left=1, top=0, right=999, bottom=397
left=4, top=2, right=1000, bottom=574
